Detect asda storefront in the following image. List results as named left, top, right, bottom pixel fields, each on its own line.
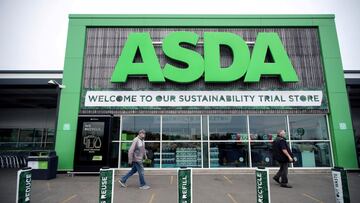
left=56, top=15, right=358, bottom=171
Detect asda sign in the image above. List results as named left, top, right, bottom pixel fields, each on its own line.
left=111, top=32, right=299, bottom=83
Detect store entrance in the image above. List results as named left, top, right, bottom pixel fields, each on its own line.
left=74, top=115, right=119, bottom=172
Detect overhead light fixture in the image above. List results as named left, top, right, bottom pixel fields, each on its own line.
left=48, top=80, right=66, bottom=89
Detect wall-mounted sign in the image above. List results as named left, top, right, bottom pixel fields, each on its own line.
left=339, top=123, right=347, bottom=130
left=111, top=32, right=298, bottom=83
left=74, top=116, right=113, bottom=172
left=63, top=123, right=71, bottom=131
left=85, top=90, right=323, bottom=107
left=81, top=122, right=105, bottom=155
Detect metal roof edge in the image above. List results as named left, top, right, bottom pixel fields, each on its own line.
left=0, top=70, right=63, bottom=74
left=68, top=14, right=335, bottom=20
left=344, top=70, right=360, bottom=74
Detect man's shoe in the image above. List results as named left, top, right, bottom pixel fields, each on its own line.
left=280, top=184, right=292, bottom=188
left=273, top=177, right=280, bottom=184
left=119, top=180, right=127, bottom=188
left=139, top=185, right=151, bottom=190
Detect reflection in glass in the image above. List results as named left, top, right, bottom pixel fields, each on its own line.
left=291, top=142, right=332, bottom=167
left=0, top=128, right=55, bottom=150
left=203, top=142, right=209, bottom=168
left=19, top=129, right=34, bottom=142
left=33, top=129, right=44, bottom=148
left=209, top=116, right=247, bottom=140
left=18, top=129, right=35, bottom=149
left=202, top=115, right=208, bottom=140
left=210, top=142, right=248, bottom=167
left=0, top=129, right=18, bottom=142
left=109, top=142, right=119, bottom=168
left=162, top=116, right=201, bottom=140
left=121, top=116, right=160, bottom=141
left=45, top=129, right=55, bottom=149
left=251, top=142, right=277, bottom=167
left=162, top=142, right=201, bottom=168
left=120, top=142, right=160, bottom=168
left=0, top=128, right=19, bottom=150
left=249, top=116, right=287, bottom=141
left=289, top=115, right=329, bottom=140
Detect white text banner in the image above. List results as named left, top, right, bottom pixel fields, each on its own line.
left=84, top=91, right=323, bottom=107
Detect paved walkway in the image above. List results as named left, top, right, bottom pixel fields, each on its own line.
left=1, top=169, right=360, bottom=202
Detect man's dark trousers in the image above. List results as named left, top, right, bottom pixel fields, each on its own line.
left=274, top=162, right=289, bottom=184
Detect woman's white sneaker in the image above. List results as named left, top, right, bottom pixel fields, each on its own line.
left=139, top=185, right=150, bottom=190
left=118, top=180, right=127, bottom=188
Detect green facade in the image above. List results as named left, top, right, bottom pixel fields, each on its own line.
left=55, top=14, right=358, bottom=170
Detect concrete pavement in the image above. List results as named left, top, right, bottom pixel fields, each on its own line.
left=1, top=169, right=359, bottom=203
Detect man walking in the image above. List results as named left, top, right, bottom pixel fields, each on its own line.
left=119, top=129, right=150, bottom=189
left=272, top=129, right=293, bottom=188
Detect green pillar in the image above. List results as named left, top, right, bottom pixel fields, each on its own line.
left=54, top=21, right=86, bottom=171
left=318, top=18, right=358, bottom=169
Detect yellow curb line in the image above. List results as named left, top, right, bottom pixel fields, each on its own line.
left=170, top=175, right=174, bottom=185
left=223, top=175, right=233, bottom=184
left=148, top=193, right=156, bottom=203
left=302, top=193, right=324, bottom=203
left=227, top=193, right=239, bottom=203
left=60, top=194, right=78, bottom=203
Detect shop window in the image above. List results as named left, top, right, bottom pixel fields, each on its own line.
left=202, top=142, right=209, bottom=168
left=162, top=116, right=201, bottom=140
left=250, top=142, right=278, bottom=167
left=0, top=128, right=19, bottom=150
left=33, top=129, right=45, bottom=148
left=210, top=142, right=249, bottom=168
left=120, top=142, right=160, bottom=168
left=18, top=129, right=35, bottom=149
left=44, top=129, right=55, bottom=149
left=289, top=115, right=329, bottom=140
left=209, top=116, right=247, bottom=140
left=121, top=116, right=160, bottom=141
left=117, top=114, right=332, bottom=169
left=109, top=142, right=119, bottom=168
left=249, top=115, right=288, bottom=140
left=0, top=128, right=55, bottom=150
left=161, top=142, right=201, bottom=168
left=0, top=129, right=18, bottom=142
left=208, top=116, right=249, bottom=168
left=291, top=142, right=332, bottom=167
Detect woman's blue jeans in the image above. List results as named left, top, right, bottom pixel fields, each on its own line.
left=121, top=162, right=146, bottom=186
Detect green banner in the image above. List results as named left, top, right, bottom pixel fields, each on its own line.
left=332, top=167, right=350, bottom=203
left=178, top=168, right=192, bottom=203
left=99, top=168, right=114, bottom=203
left=255, top=168, right=270, bottom=203
left=16, top=168, right=32, bottom=203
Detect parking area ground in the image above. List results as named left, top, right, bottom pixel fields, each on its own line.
left=1, top=169, right=359, bottom=203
